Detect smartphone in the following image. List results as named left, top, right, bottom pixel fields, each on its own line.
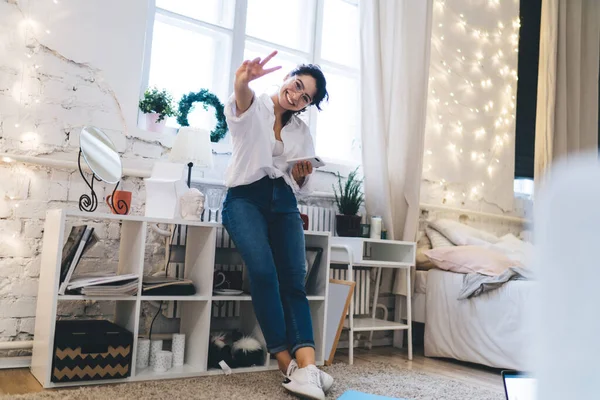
left=286, top=156, right=326, bottom=169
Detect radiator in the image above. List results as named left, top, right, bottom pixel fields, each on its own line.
left=297, top=205, right=336, bottom=232
left=330, top=267, right=371, bottom=315
left=212, top=205, right=372, bottom=318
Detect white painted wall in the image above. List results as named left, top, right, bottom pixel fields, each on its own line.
left=421, top=0, right=527, bottom=217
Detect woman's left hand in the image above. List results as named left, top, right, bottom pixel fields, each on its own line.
left=292, top=161, right=313, bottom=186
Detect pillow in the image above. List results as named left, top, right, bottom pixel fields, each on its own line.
left=428, top=219, right=500, bottom=246
left=424, top=246, right=523, bottom=276
left=425, top=226, right=454, bottom=248
left=416, top=248, right=437, bottom=270
left=486, top=234, right=533, bottom=265
left=416, top=232, right=436, bottom=270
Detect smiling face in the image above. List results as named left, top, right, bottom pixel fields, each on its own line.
left=278, top=74, right=318, bottom=112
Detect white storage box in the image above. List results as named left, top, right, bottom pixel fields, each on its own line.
left=144, top=162, right=188, bottom=219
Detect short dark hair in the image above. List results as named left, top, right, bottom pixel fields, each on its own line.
left=289, top=64, right=329, bottom=111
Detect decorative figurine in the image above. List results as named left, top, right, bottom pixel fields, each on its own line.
left=180, top=188, right=205, bottom=220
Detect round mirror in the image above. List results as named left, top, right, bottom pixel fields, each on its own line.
left=79, top=126, right=122, bottom=184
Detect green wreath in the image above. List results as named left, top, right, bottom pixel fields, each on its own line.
left=177, top=89, right=228, bottom=142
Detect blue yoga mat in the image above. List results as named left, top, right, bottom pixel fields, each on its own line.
left=337, top=390, right=406, bottom=400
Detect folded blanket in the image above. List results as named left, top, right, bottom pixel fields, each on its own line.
left=458, top=266, right=533, bottom=300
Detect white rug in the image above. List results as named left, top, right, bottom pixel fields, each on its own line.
left=2, top=362, right=504, bottom=400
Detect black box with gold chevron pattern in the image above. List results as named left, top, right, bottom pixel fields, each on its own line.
left=51, top=319, right=133, bottom=383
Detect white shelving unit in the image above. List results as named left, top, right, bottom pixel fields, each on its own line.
left=330, top=236, right=416, bottom=365
left=31, top=209, right=330, bottom=388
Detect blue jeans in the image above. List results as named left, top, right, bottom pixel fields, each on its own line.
left=221, top=176, right=315, bottom=355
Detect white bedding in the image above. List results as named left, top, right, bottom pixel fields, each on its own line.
left=424, top=269, right=533, bottom=370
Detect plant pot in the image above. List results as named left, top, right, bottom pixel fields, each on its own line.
left=335, top=214, right=362, bottom=237
left=146, top=113, right=167, bottom=133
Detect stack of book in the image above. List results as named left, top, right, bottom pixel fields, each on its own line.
left=65, top=274, right=139, bottom=296
left=60, top=225, right=99, bottom=295
left=60, top=225, right=138, bottom=297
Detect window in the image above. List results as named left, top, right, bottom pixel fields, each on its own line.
left=143, top=0, right=361, bottom=165
left=514, top=178, right=534, bottom=199
left=514, top=0, right=541, bottom=180
left=512, top=0, right=541, bottom=197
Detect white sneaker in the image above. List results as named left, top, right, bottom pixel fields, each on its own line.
left=319, top=369, right=334, bottom=393
left=284, top=360, right=334, bottom=393
left=283, top=364, right=325, bottom=400
left=283, top=359, right=299, bottom=378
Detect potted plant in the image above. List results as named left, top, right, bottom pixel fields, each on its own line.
left=139, top=86, right=177, bottom=132
left=333, top=167, right=364, bottom=237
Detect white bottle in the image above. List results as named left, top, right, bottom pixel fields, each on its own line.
left=370, top=216, right=382, bottom=239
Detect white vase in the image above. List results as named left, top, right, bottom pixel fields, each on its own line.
left=172, top=333, right=185, bottom=367
left=153, top=350, right=173, bottom=373
left=149, top=339, right=163, bottom=367
left=136, top=339, right=150, bottom=369
left=146, top=113, right=167, bottom=133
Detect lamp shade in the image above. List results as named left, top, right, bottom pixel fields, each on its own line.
left=169, top=127, right=213, bottom=169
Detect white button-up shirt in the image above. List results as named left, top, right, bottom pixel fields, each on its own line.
left=224, top=92, right=315, bottom=194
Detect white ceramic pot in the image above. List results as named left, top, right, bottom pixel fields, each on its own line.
left=146, top=113, right=167, bottom=133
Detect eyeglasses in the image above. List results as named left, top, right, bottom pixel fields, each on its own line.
left=292, top=79, right=312, bottom=106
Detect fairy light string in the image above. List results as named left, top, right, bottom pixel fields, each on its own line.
left=424, top=0, right=520, bottom=204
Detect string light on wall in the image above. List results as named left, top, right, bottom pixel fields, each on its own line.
left=8, top=0, right=61, bottom=150
left=425, top=0, right=520, bottom=205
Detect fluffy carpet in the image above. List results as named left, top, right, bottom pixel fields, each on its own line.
left=2, top=362, right=504, bottom=400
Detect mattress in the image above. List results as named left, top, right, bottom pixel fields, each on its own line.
left=424, top=269, right=534, bottom=370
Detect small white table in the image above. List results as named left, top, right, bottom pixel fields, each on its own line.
left=330, top=237, right=416, bottom=364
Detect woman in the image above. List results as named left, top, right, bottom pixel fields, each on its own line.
left=222, top=51, right=333, bottom=400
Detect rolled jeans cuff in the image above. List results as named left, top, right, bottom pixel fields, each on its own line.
left=291, top=342, right=315, bottom=357
left=268, top=344, right=290, bottom=355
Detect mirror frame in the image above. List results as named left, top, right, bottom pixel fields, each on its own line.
left=77, top=126, right=123, bottom=213
left=79, top=126, right=122, bottom=185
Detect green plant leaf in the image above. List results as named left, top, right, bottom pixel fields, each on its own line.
left=332, top=167, right=364, bottom=216
left=139, top=86, right=177, bottom=122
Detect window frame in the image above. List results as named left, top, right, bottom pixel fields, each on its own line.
left=140, top=0, right=361, bottom=171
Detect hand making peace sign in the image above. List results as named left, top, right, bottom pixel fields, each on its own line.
left=235, top=50, right=282, bottom=85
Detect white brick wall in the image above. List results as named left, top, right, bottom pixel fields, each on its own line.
left=0, top=298, right=37, bottom=319
left=0, top=0, right=169, bottom=344
left=0, top=320, right=18, bottom=339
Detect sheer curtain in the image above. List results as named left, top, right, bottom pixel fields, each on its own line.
left=534, top=0, right=600, bottom=186
left=360, top=0, right=433, bottom=296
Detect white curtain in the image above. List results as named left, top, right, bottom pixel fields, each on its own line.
left=360, top=0, right=433, bottom=296
left=535, top=0, right=600, bottom=187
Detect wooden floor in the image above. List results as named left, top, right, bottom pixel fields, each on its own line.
left=0, top=346, right=503, bottom=396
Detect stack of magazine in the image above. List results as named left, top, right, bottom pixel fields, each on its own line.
left=60, top=225, right=138, bottom=296
left=65, top=274, right=139, bottom=296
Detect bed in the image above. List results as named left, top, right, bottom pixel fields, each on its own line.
left=408, top=205, right=533, bottom=370
left=412, top=270, right=428, bottom=324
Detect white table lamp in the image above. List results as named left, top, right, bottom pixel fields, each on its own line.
left=169, top=127, right=213, bottom=186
